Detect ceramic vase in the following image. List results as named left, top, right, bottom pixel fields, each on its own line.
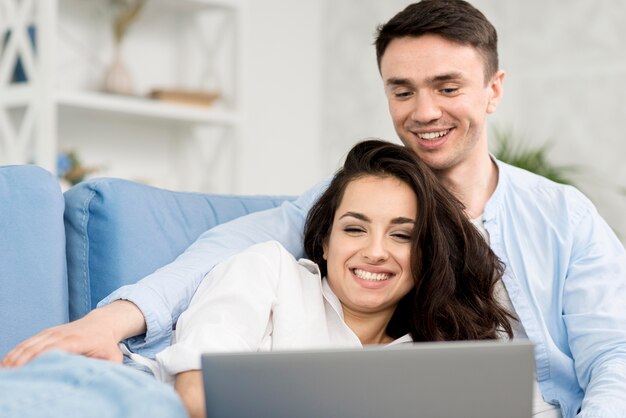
left=102, top=46, right=134, bottom=95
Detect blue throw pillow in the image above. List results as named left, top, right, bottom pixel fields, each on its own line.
left=64, top=178, right=291, bottom=320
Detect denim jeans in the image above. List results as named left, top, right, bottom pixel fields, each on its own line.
left=0, top=351, right=187, bottom=418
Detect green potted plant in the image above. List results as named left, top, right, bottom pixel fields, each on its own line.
left=491, top=126, right=578, bottom=186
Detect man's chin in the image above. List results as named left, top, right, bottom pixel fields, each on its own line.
left=400, top=144, right=449, bottom=169
left=416, top=154, right=456, bottom=173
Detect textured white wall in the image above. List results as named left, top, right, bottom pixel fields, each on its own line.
left=237, top=0, right=324, bottom=195
left=321, top=0, right=626, bottom=240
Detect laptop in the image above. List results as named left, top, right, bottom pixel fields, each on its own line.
left=201, top=340, right=535, bottom=418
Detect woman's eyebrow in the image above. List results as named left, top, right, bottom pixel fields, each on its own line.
left=391, top=217, right=415, bottom=225
left=339, top=211, right=370, bottom=222
left=339, top=212, right=415, bottom=225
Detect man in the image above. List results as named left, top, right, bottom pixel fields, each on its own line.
left=3, top=1, right=626, bottom=417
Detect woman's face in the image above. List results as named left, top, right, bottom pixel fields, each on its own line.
left=323, top=175, right=416, bottom=319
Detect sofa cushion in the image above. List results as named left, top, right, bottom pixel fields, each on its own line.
left=64, top=178, right=291, bottom=320
left=0, top=165, right=68, bottom=357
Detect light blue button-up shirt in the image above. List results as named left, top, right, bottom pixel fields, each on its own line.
left=483, top=161, right=626, bottom=418
left=102, top=160, right=626, bottom=418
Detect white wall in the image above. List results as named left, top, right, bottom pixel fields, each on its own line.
left=237, top=0, right=324, bottom=195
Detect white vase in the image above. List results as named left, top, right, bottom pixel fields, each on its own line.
left=102, top=46, right=134, bottom=95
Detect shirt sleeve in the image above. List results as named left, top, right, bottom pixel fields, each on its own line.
left=562, top=198, right=626, bottom=418
left=97, top=177, right=330, bottom=358
left=154, top=241, right=292, bottom=376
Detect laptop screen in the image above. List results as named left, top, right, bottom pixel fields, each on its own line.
left=201, top=340, right=534, bottom=418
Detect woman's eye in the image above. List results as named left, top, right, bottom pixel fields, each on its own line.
left=343, top=227, right=365, bottom=235
left=392, top=232, right=412, bottom=241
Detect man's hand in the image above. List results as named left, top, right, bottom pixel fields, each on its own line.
left=1, top=300, right=146, bottom=368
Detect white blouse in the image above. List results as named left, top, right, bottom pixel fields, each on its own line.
left=124, top=241, right=411, bottom=383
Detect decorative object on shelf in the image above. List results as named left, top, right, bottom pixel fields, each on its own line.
left=2, top=24, right=37, bottom=83
left=102, top=0, right=145, bottom=95
left=57, top=151, right=100, bottom=187
left=148, top=88, right=221, bottom=107
left=102, top=47, right=134, bottom=95
left=491, top=126, right=579, bottom=186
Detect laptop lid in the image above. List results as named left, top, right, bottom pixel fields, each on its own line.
left=201, top=340, right=535, bottom=418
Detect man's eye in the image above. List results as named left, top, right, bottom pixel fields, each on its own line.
left=394, top=91, right=413, bottom=99
left=440, top=87, right=459, bottom=95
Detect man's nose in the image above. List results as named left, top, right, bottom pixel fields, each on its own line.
left=411, top=92, right=442, bottom=124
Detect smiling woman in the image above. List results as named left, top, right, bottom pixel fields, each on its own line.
left=303, top=138, right=513, bottom=343
left=321, top=175, right=416, bottom=345
left=137, top=139, right=514, bottom=417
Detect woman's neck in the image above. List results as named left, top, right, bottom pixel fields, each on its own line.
left=342, top=307, right=395, bottom=345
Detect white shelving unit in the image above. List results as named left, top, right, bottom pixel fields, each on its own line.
left=56, top=89, right=240, bottom=125
left=0, top=0, right=246, bottom=192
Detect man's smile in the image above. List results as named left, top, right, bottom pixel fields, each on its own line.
left=416, top=129, right=451, bottom=140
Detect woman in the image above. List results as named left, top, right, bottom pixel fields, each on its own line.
left=141, top=139, right=513, bottom=417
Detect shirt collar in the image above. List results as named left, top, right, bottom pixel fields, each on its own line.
left=484, top=156, right=507, bottom=222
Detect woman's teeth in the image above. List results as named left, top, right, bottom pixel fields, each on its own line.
left=353, top=268, right=391, bottom=281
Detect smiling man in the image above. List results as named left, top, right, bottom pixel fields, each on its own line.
left=4, top=2, right=626, bottom=418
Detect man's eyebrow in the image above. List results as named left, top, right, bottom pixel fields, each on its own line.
left=385, top=77, right=412, bottom=87
left=427, top=72, right=464, bottom=84
left=386, top=72, right=465, bottom=87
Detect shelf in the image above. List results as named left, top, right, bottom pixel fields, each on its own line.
left=0, top=0, right=244, bottom=189
left=151, top=0, right=242, bottom=13
left=0, top=85, right=35, bottom=107
left=55, top=90, right=239, bottom=125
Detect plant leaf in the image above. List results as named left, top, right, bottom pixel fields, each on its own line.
left=491, top=126, right=579, bottom=186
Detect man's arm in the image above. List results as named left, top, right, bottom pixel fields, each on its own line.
left=563, top=201, right=626, bottom=417
left=1, top=300, right=144, bottom=367
left=1, top=178, right=330, bottom=365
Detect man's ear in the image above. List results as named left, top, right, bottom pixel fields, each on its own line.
left=486, top=70, right=505, bottom=114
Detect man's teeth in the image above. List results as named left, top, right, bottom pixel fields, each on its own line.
left=417, top=129, right=450, bottom=140
left=353, top=268, right=391, bottom=281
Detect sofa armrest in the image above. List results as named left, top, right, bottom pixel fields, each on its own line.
left=64, top=178, right=292, bottom=320
left=0, top=165, right=68, bottom=357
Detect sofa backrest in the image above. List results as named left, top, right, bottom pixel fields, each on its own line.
left=0, top=165, right=68, bottom=357
left=64, top=178, right=292, bottom=321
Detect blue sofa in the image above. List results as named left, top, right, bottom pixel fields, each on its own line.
left=0, top=164, right=289, bottom=357
left=0, top=166, right=67, bottom=357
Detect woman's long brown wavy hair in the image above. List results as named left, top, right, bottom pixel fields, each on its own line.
left=303, top=139, right=513, bottom=341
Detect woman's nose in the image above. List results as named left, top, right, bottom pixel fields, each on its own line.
left=361, top=236, right=389, bottom=262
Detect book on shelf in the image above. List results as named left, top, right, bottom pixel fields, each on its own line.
left=148, top=89, right=220, bottom=107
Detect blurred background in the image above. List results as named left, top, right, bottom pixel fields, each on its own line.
left=1, top=0, right=625, bottom=241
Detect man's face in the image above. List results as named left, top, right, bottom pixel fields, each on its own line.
left=380, top=34, right=503, bottom=174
